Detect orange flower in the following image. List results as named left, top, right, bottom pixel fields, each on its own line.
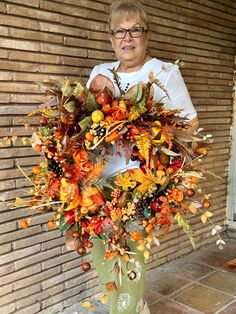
left=171, top=188, right=184, bottom=202
left=73, top=150, right=88, bottom=164
left=59, top=178, right=80, bottom=210
left=111, top=108, right=127, bottom=121
left=80, top=187, right=105, bottom=214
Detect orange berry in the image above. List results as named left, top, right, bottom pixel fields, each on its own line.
left=157, top=160, right=164, bottom=171
left=166, top=167, right=174, bottom=175
left=20, top=220, right=29, bottom=229
left=104, top=252, right=111, bottom=259
left=149, top=217, right=157, bottom=225
left=47, top=220, right=56, bottom=229
left=85, top=132, right=94, bottom=141
left=131, top=230, right=141, bottom=241
left=145, top=224, right=154, bottom=234
left=186, top=188, right=195, bottom=197
left=35, top=144, right=42, bottom=153
left=32, top=166, right=42, bottom=175
left=190, top=176, right=198, bottom=184
left=202, top=199, right=211, bottom=209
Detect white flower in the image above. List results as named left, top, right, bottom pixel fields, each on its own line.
left=117, top=293, right=131, bottom=312
left=134, top=261, right=142, bottom=283
left=136, top=298, right=144, bottom=313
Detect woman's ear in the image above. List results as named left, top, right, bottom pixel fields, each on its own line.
left=110, top=35, right=115, bottom=51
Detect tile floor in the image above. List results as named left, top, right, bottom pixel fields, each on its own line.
left=63, top=233, right=236, bottom=314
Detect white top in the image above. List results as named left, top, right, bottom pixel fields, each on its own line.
left=86, top=58, right=197, bottom=177
left=87, top=58, right=197, bottom=120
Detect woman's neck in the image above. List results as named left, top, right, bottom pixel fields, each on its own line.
left=118, top=55, right=152, bottom=73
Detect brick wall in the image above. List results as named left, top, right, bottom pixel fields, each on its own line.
left=0, top=0, right=235, bottom=313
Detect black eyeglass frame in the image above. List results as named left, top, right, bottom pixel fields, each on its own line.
left=110, top=27, right=148, bottom=39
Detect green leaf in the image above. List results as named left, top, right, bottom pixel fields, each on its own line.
left=59, top=216, right=71, bottom=232
left=95, top=177, right=114, bottom=191
left=41, top=127, right=50, bottom=136
left=78, top=116, right=92, bottom=131
left=38, top=80, right=61, bottom=90
left=73, top=81, right=85, bottom=99
left=86, top=91, right=98, bottom=112
left=130, top=98, right=147, bottom=116
left=160, top=147, right=180, bottom=156
left=124, top=83, right=143, bottom=102
left=160, top=176, right=170, bottom=191
left=61, top=80, right=71, bottom=97
left=63, top=101, right=76, bottom=113
left=109, top=68, right=124, bottom=95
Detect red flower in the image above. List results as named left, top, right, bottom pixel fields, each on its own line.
left=169, top=158, right=182, bottom=172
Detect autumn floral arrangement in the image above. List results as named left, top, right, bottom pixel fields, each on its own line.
left=11, top=70, right=225, bottom=277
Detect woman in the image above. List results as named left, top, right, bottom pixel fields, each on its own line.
left=87, top=1, right=198, bottom=130
left=87, top=1, right=198, bottom=313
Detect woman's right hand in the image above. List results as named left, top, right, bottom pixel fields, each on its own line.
left=89, top=74, right=115, bottom=96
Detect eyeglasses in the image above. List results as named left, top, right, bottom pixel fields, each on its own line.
left=111, top=27, right=148, bottom=39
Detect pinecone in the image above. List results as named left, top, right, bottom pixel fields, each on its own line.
left=47, top=158, right=63, bottom=176
left=134, top=198, right=150, bottom=219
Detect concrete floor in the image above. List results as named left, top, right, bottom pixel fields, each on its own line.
left=63, top=233, right=236, bottom=314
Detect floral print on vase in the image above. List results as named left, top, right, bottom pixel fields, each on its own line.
left=117, top=292, right=132, bottom=312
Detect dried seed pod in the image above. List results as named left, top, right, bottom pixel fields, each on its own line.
left=117, top=191, right=129, bottom=208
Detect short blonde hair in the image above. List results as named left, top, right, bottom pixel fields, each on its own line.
left=108, top=1, right=149, bottom=30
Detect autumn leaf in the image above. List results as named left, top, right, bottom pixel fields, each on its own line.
left=148, top=71, right=155, bottom=83
left=73, top=81, right=85, bottom=98
left=143, top=250, right=149, bottom=260
left=11, top=135, right=17, bottom=142
left=82, top=300, right=92, bottom=308
left=105, top=281, right=118, bottom=292
left=81, top=163, right=105, bottom=188
left=88, top=305, right=95, bottom=312
left=61, top=79, right=71, bottom=97
left=114, top=172, right=137, bottom=191
left=129, top=168, right=161, bottom=195
left=0, top=137, right=11, bottom=146
left=137, top=244, right=145, bottom=251
left=161, top=125, right=174, bottom=149
left=10, top=197, right=27, bottom=208
left=189, top=204, right=198, bottom=214
left=101, top=294, right=108, bottom=304
left=124, top=82, right=143, bottom=102
left=21, top=137, right=28, bottom=145
left=201, top=211, right=213, bottom=224
left=135, top=133, right=152, bottom=165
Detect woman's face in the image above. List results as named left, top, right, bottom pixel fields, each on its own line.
left=110, top=16, right=149, bottom=69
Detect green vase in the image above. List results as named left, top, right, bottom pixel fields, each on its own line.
left=91, top=237, right=147, bottom=314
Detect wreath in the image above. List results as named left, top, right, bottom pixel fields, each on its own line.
left=10, top=69, right=225, bottom=277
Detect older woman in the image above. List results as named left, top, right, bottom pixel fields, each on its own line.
left=87, top=1, right=198, bottom=130
left=87, top=1, right=198, bottom=313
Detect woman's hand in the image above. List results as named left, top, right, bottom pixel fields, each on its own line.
left=90, top=74, right=115, bottom=96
